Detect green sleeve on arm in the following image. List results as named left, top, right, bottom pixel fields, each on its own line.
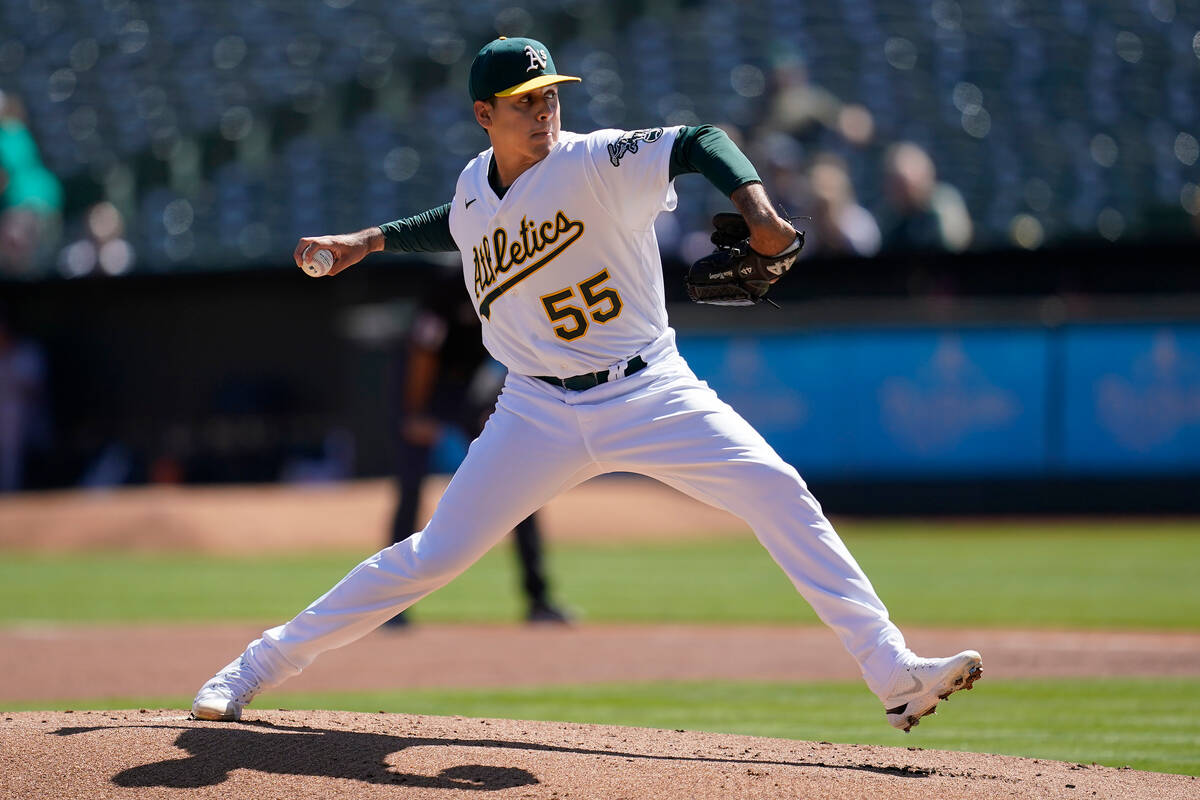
left=378, top=203, right=457, bottom=253
left=668, top=124, right=761, bottom=196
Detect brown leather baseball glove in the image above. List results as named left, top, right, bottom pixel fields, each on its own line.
left=685, top=213, right=804, bottom=306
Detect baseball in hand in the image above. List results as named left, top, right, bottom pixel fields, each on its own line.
left=303, top=247, right=335, bottom=277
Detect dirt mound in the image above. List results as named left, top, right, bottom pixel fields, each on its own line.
left=2, top=710, right=1193, bottom=800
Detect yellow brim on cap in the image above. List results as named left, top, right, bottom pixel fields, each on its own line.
left=494, top=73, right=581, bottom=97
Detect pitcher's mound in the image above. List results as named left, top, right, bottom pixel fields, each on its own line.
left=1, top=710, right=1193, bottom=799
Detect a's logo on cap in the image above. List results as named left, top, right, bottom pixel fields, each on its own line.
left=524, top=45, right=548, bottom=72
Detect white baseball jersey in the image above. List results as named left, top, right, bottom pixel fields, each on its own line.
left=448, top=127, right=682, bottom=378
left=215, top=126, right=934, bottom=722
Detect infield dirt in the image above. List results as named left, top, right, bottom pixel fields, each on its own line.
left=3, top=480, right=1198, bottom=798
left=4, top=709, right=1197, bottom=800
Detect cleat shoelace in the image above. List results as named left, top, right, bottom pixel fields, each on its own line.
left=206, top=661, right=261, bottom=703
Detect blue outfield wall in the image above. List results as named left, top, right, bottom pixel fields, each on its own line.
left=675, top=324, right=1200, bottom=480
left=1059, top=325, right=1200, bottom=474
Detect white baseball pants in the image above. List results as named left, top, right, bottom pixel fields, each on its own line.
left=243, top=330, right=910, bottom=698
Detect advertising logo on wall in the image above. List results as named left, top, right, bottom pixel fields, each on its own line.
left=879, top=335, right=1021, bottom=455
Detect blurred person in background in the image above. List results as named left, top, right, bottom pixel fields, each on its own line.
left=0, top=312, right=49, bottom=492
left=750, top=131, right=806, bottom=216
left=797, top=152, right=881, bottom=259
left=760, top=47, right=874, bottom=151
left=881, top=141, right=972, bottom=253
left=57, top=201, right=136, bottom=278
left=385, top=268, right=570, bottom=627
left=0, top=91, right=62, bottom=276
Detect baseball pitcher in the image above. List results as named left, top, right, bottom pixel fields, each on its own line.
left=193, top=37, right=981, bottom=733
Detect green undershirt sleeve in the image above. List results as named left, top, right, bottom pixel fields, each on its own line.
left=668, top=124, right=761, bottom=197
left=378, top=202, right=457, bottom=253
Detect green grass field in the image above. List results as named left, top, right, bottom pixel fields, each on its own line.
left=4, top=520, right=1200, bottom=628
left=4, top=519, right=1199, bottom=775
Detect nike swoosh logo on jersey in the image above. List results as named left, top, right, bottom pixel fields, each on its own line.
left=465, top=198, right=477, bottom=209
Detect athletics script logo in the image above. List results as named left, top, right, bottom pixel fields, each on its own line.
left=472, top=210, right=585, bottom=318
left=608, top=128, right=664, bottom=167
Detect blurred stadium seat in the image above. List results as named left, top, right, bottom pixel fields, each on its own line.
left=0, top=0, right=1196, bottom=274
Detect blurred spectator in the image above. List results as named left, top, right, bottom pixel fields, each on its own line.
left=753, top=131, right=807, bottom=213
left=760, top=49, right=874, bottom=149
left=881, top=142, right=972, bottom=253
left=0, top=313, right=49, bottom=492
left=0, top=91, right=62, bottom=276
left=58, top=202, right=136, bottom=278
left=797, top=153, right=881, bottom=259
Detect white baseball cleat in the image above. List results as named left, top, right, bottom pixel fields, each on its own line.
left=882, top=650, right=983, bottom=732
left=191, top=656, right=263, bottom=722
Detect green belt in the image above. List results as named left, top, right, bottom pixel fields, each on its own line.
left=533, top=355, right=648, bottom=391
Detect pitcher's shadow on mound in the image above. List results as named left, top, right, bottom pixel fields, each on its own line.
left=54, top=719, right=934, bottom=791
left=62, top=722, right=537, bottom=791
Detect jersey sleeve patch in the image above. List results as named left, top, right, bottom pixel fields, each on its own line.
left=606, top=128, right=665, bottom=167
left=580, top=126, right=681, bottom=231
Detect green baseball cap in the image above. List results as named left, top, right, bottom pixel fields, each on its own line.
left=468, top=37, right=580, bottom=102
